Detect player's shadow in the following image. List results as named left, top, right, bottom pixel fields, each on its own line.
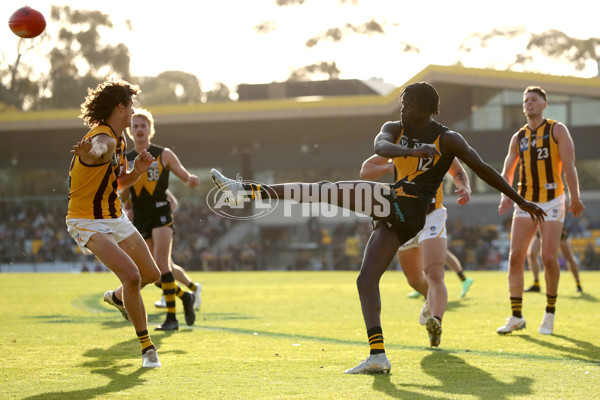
left=562, top=292, right=598, bottom=302
left=22, top=332, right=177, bottom=400
left=372, top=351, right=533, bottom=399
left=517, top=333, right=600, bottom=363
left=444, top=299, right=468, bottom=312
left=372, top=374, right=447, bottom=400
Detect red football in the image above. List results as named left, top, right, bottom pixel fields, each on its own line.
left=8, top=6, right=46, bottom=38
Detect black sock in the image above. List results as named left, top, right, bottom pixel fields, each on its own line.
left=545, top=294, right=557, bottom=314
left=510, top=297, right=523, bottom=318
left=367, top=327, right=385, bottom=355
left=161, top=272, right=177, bottom=320
left=241, top=183, right=270, bottom=199
left=112, top=292, right=123, bottom=306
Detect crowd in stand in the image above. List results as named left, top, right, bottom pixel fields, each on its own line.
left=0, top=201, right=76, bottom=264
left=0, top=200, right=260, bottom=270
left=170, top=201, right=260, bottom=270
left=1, top=200, right=598, bottom=271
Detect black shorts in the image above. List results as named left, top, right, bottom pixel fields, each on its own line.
left=373, top=180, right=430, bottom=245
left=132, top=203, right=174, bottom=239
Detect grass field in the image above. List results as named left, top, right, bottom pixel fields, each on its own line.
left=1, top=270, right=599, bottom=399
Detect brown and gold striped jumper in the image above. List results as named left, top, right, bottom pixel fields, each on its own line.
left=516, top=119, right=564, bottom=203
left=67, top=124, right=126, bottom=219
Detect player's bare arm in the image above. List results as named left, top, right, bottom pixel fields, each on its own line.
left=119, top=189, right=133, bottom=220
left=118, top=149, right=155, bottom=190
left=448, top=159, right=471, bottom=205
left=374, top=122, right=441, bottom=159
left=162, top=148, right=200, bottom=188
left=166, top=189, right=179, bottom=213
left=71, top=134, right=114, bottom=165
left=554, top=122, right=586, bottom=217
left=360, top=155, right=394, bottom=180
left=443, top=131, right=545, bottom=223
left=498, top=132, right=520, bottom=215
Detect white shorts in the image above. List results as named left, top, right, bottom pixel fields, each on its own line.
left=66, top=214, right=137, bottom=255
left=399, top=206, right=447, bottom=251
left=514, top=193, right=565, bottom=222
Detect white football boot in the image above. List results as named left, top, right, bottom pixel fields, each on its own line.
left=142, top=348, right=161, bottom=368
left=344, top=353, right=391, bottom=374
left=538, top=312, right=555, bottom=335
left=419, top=299, right=431, bottom=325
left=193, top=283, right=202, bottom=310
left=103, top=290, right=129, bottom=320
left=496, top=316, right=526, bottom=334
left=210, top=169, right=244, bottom=206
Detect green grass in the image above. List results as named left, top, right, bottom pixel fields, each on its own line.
left=0, top=271, right=598, bottom=399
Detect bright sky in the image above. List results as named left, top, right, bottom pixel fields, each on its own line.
left=3, top=0, right=600, bottom=91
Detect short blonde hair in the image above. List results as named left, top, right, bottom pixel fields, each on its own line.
left=128, top=108, right=155, bottom=140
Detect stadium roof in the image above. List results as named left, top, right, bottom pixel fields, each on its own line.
left=2, top=64, right=599, bottom=133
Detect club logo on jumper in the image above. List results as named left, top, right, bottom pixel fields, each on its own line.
left=519, top=137, right=529, bottom=151
left=394, top=186, right=418, bottom=199
left=206, top=179, right=279, bottom=220
left=399, top=136, right=409, bottom=148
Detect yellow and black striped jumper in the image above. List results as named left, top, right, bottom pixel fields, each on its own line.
left=515, top=118, right=564, bottom=316
left=388, top=120, right=455, bottom=234
left=127, top=144, right=193, bottom=327
left=366, top=120, right=454, bottom=355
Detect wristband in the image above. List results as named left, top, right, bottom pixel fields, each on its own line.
left=133, top=166, right=142, bottom=175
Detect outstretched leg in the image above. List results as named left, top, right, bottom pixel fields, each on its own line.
left=211, top=169, right=389, bottom=219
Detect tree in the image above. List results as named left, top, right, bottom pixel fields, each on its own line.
left=526, top=30, right=600, bottom=76
left=40, top=6, right=133, bottom=109
left=260, top=1, right=419, bottom=82
left=0, top=35, right=49, bottom=111
left=305, top=19, right=385, bottom=48
left=205, top=82, right=233, bottom=103
left=288, top=61, right=340, bottom=81
left=136, top=71, right=202, bottom=105
left=459, top=27, right=600, bottom=77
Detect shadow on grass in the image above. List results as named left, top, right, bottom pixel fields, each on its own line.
left=372, top=374, right=445, bottom=400
left=517, top=333, right=600, bottom=363
left=22, top=328, right=177, bottom=400
left=372, top=351, right=533, bottom=400
left=444, top=299, right=469, bottom=312
left=562, top=291, right=598, bottom=302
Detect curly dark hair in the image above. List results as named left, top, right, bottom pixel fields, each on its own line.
left=79, top=79, right=140, bottom=127
left=401, top=82, right=440, bottom=116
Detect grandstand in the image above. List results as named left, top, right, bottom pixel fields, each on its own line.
left=1, top=64, right=599, bottom=271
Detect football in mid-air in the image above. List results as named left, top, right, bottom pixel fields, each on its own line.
left=9, top=6, right=46, bottom=38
